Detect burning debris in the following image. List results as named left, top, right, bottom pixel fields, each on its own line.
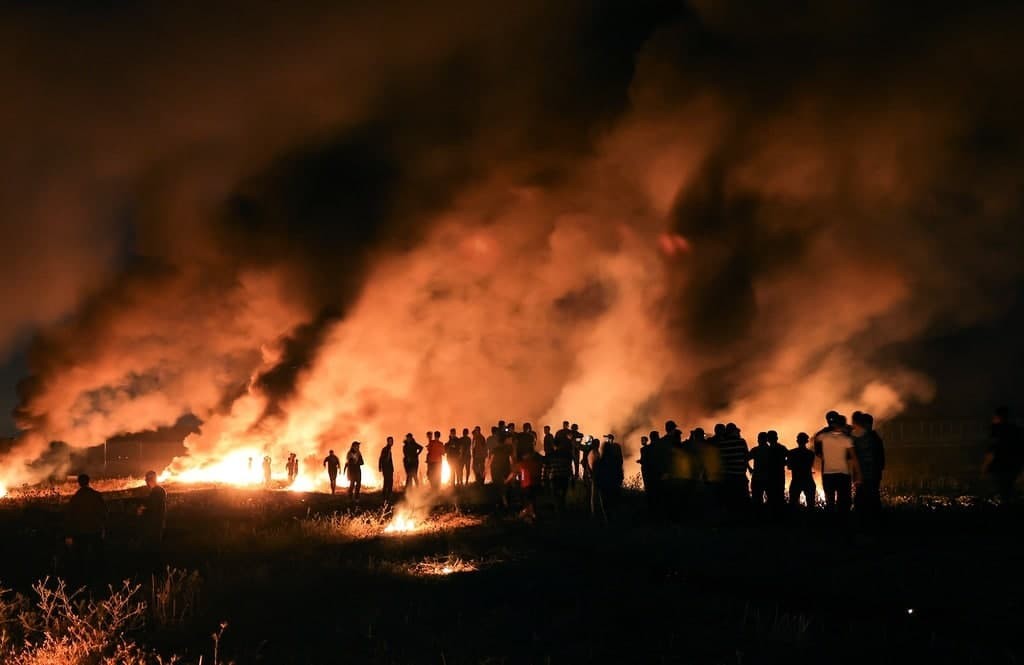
left=382, top=510, right=420, bottom=535
left=405, top=555, right=479, bottom=577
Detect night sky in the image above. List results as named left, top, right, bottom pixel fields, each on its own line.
left=2, top=1, right=1022, bottom=470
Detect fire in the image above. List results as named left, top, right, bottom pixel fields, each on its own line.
left=383, top=510, right=419, bottom=534
left=287, top=473, right=319, bottom=493
left=0, top=482, right=7, bottom=499
left=159, top=445, right=379, bottom=493
left=159, top=448, right=264, bottom=486
left=441, top=459, right=451, bottom=485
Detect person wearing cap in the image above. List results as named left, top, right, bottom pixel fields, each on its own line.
left=851, top=412, right=885, bottom=516
left=344, top=441, right=364, bottom=499
left=982, top=406, right=1023, bottom=504
left=787, top=433, right=816, bottom=509
left=814, top=412, right=860, bottom=514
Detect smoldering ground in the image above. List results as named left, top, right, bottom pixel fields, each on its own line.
left=1, top=1, right=1023, bottom=484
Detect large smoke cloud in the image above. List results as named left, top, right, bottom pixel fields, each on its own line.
left=2, top=1, right=1022, bottom=485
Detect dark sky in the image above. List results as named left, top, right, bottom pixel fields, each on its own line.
left=1, top=0, right=1023, bottom=456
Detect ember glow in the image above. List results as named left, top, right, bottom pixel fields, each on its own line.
left=382, top=510, right=420, bottom=535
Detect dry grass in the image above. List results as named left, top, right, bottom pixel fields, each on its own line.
left=0, top=573, right=224, bottom=665
left=0, top=477, right=145, bottom=504
left=396, top=555, right=480, bottom=577
left=300, top=507, right=482, bottom=541
left=150, top=568, right=202, bottom=630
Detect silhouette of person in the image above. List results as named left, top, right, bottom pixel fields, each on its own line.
left=541, top=425, right=555, bottom=486
left=645, top=430, right=671, bottom=516
left=459, top=428, right=473, bottom=485
left=570, top=423, right=584, bottom=483
left=285, top=453, right=295, bottom=483
left=402, top=434, right=423, bottom=490
left=343, top=442, right=364, bottom=498
left=787, top=433, right=816, bottom=508
left=555, top=421, right=572, bottom=446
left=518, top=450, right=542, bottom=522
left=814, top=412, right=860, bottom=514
left=664, top=420, right=683, bottom=448
left=637, top=435, right=650, bottom=489
left=765, top=431, right=788, bottom=510
left=749, top=432, right=772, bottom=508
left=426, top=430, right=445, bottom=488
left=379, top=437, right=395, bottom=503
left=851, top=412, right=885, bottom=516
left=638, top=432, right=655, bottom=508
left=262, top=456, right=272, bottom=485
left=136, top=470, right=166, bottom=571
left=547, top=436, right=573, bottom=511
left=580, top=435, right=599, bottom=484
left=489, top=432, right=515, bottom=508
left=983, top=406, right=1022, bottom=504
left=592, top=434, right=624, bottom=523
left=323, top=449, right=341, bottom=494
left=517, top=423, right=537, bottom=461
left=688, top=427, right=720, bottom=515
left=445, top=428, right=462, bottom=487
left=472, top=426, right=488, bottom=484
left=666, top=422, right=697, bottom=517
left=65, top=474, right=106, bottom=583
left=715, top=423, right=750, bottom=513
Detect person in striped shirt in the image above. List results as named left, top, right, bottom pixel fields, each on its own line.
left=716, top=423, right=750, bottom=513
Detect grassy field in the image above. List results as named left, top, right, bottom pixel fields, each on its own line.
left=1, top=480, right=1021, bottom=664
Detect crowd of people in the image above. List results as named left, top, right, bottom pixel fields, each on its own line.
left=327, top=406, right=1023, bottom=520
left=344, top=412, right=888, bottom=522
left=58, top=406, right=1020, bottom=583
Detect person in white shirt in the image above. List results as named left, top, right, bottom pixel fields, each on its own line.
left=813, top=412, right=860, bottom=513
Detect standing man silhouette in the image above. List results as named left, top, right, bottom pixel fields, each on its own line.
left=323, top=449, right=341, bottom=495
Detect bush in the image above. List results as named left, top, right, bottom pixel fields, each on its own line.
left=0, top=575, right=224, bottom=665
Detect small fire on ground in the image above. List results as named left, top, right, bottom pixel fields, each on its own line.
left=382, top=511, right=420, bottom=534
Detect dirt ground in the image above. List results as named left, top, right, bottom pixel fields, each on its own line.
left=1, top=482, right=1021, bottom=664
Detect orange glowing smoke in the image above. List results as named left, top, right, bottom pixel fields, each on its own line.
left=658, top=232, right=691, bottom=257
